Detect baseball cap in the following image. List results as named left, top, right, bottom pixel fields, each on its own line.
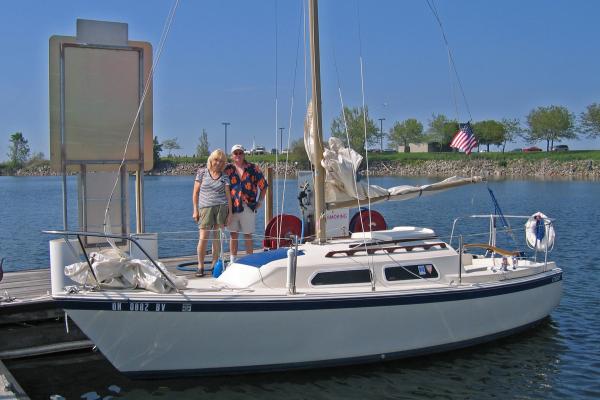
left=231, top=144, right=245, bottom=154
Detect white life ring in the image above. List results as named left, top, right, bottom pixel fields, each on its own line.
left=525, top=212, right=555, bottom=251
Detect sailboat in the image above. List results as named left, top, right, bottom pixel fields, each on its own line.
left=46, top=0, right=561, bottom=377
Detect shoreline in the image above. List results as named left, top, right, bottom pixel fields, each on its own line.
left=6, top=159, right=599, bottom=180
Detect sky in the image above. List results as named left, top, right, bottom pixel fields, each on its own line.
left=1, top=0, right=600, bottom=160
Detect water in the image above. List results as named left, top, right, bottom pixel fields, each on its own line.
left=1, top=175, right=599, bottom=399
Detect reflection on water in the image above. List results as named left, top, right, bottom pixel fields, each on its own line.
left=7, top=319, right=568, bottom=399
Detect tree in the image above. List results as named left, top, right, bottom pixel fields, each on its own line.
left=161, top=137, right=181, bottom=157
left=289, top=138, right=309, bottom=163
left=196, top=129, right=210, bottom=157
left=27, top=152, right=46, bottom=168
left=29, top=151, right=45, bottom=162
left=388, top=118, right=424, bottom=152
left=580, top=103, right=600, bottom=138
left=153, top=136, right=163, bottom=166
left=330, top=106, right=378, bottom=154
left=526, top=106, right=576, bottom=151
left=472, top=120, right=506, bottom=152
left=425, top=114, right=459, bottom=149
left=7, top=132, right=30, bottom=169
left=500, top=118, right=523, bottom=153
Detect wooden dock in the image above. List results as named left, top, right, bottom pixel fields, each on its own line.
left=0, top=359, right=29, bottom=399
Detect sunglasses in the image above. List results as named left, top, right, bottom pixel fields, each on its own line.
left=233, top=151, right=244, bottom=155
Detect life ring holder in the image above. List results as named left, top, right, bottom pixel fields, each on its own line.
left=525, top=212, right=555, bottom=252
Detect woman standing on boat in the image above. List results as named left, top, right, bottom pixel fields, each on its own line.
left=192, top=149, right=233, bottom=277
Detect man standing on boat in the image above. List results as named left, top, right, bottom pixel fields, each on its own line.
left=225, top=144, right=268, bottom=262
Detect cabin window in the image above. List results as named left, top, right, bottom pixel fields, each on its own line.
left=384, top=264, right=438, bottom=281
left=311, top=269, right=371, bottom=286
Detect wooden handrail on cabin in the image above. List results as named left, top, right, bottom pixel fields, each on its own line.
left=463, top=243, right=521, bottom=257
left=325, top=242, right=447, bottom=258
left=348, top=236, right=439, bottom=249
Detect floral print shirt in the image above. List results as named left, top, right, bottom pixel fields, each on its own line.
left=224, top=162, right=268, bottom=213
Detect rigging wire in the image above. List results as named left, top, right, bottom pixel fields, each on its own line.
left=277, top=0, right=305, bottom=246
left=330, top=31, right=372, bottom=285
left=274, top=0, right=280, bottom=246
left=425, top=0, right=472, bottom=122
left=303, top=0, right=309, bottom=110
left=103, top=0, right=180, bottom=248
left=354, top=0, right=376, bottom=289
left=355, top=0, right=374, bottom=233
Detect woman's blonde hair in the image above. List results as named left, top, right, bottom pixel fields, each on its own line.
left=207, top=149, right=227, bottom=173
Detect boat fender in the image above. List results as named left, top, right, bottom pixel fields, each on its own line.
left=525, top=212, right=555, bottom=251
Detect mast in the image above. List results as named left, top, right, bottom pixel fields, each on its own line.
left=308, top=0, right=326, bottom=243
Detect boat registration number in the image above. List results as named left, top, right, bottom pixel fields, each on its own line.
left=112, top=302, right=169, bottom=312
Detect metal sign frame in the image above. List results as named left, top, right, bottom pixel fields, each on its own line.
left=49, top=22, right=153, bottom=238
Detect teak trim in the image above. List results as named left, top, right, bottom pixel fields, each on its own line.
left=325, top=242, right=447, bottom=258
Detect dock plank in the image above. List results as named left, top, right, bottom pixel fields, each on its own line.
left=0, top=360, right=30, bottom=399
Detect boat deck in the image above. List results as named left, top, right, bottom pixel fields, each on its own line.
left=0, top=252, right=249, bottom=312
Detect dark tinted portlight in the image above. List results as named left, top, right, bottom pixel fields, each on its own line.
left=311, top=269, right=371, bottom=286
left=385, top=264, right=438, bottom=281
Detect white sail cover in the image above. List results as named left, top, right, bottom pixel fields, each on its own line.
left=64, top=250, right=187, bottom=293
left=303, top=106, right=483, bottom=209
left=321, top=137, right=388, bottom=204
left=321, top=137, right=483, bottom=209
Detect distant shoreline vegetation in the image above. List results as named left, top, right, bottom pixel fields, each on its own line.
left=2, top=151, right=599, bottom=179
left=4, top=102, right=600, bottom=178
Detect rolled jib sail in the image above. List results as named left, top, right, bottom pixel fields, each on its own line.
left=317, top=137, right=484, bottom=210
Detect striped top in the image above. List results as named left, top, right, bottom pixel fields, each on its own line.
left=195, top=168, right=230, bottom=208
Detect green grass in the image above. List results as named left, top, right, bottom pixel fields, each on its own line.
left=157, top=150, right=600, bottom=168
left=365, top=150, right=600, bottom=162
left=161, top=155, right=208, bottom=164
left=161, top=153, right=308, bottom=164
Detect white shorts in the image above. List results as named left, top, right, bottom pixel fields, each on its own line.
left=229, top=207, right=256, bottom=235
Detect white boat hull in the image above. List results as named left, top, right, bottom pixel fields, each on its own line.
left=60, top=270, right=562, bottom=377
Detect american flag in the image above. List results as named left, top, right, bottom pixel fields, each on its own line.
left=450, top=122, right=477, bottom=155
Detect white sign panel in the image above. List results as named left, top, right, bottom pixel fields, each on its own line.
left=326, top=208, right=349, bottom=237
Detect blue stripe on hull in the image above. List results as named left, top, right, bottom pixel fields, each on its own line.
left=57, top=271, right=562, bottom=312
left=123, top=317, right=550, bottom=379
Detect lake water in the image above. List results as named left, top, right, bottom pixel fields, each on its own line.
left=1, top=175, right=599, bottom=399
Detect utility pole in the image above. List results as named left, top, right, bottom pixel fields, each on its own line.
left=279, top=127, right=284, bottom=153
left=222, top=122, right=230, bottom=152
left=378, top=117, right=386, bottom=151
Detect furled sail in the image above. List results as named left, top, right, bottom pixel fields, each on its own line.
left=321, top=137, right=483, bottom=210
left=303, top=107, right=483, bottom=210
left=303, top=101, right=318, bottom=166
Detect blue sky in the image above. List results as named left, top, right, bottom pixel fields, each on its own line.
left=1, top=0, right=599, bottom=160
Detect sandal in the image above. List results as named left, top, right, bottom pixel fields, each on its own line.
left=195, top=270, right=205, bottom=277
